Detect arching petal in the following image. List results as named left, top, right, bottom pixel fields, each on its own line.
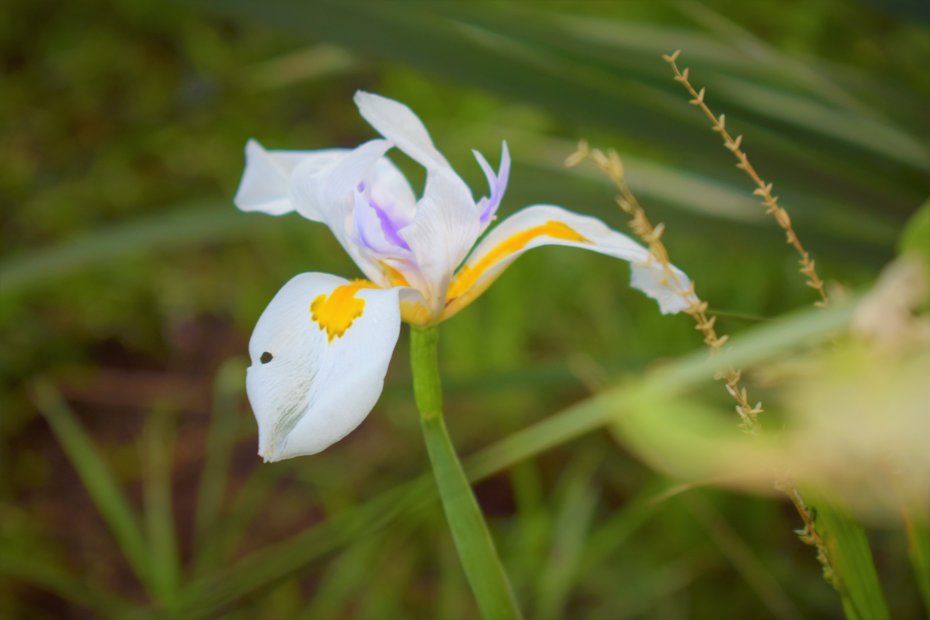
left=287, top=139, right=401, bottom=285
left=246, top=273, right=402, bottom=461
left=354, top=91, right=450, bottom=170
left=237, top=138, right=416, bottom=227
left=443, top=205, right=694, bottom=320
left=234, top=139, right=346, bottom=217
left=399, top=167, right=482, bottom=313
left=289, top=138, right=393, bottom=227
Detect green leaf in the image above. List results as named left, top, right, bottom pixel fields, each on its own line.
left=685, top=495, right=801, bottom=620
left=898, top=199, right=930, bottom=272
left=904, top=512, right=930, bottom=617
left=193, top=357, right=249, bottom=576
left=808, top=498, right=890, bottom=620
left=143, top=405, right=182, bottom=607
left=31, top=381, right=152, bottom=595
left=0, top=551, right=137, bottom=617
left=149, top=298, right=856, bottom=619
left=148, top=478, right=435, bottom=620
left=0, top=205, right=253, bottom=296
left=535, top=455, right=599, bottom=620
left=294, top=537, right=383, bottom=619
left=199, top=0, right=928, bottom=222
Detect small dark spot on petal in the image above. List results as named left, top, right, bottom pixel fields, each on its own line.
left=260, top=352, right=273, bottom=364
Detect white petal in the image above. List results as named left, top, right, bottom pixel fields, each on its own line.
left=289, top=138, right=393, bottom=227
left=287, top=139, right=399, bottom=284
left=234, top=139, right=346, bottom=217
left=246, top=273, right=402, bottom=461
left=354, top=91, right=450, bottom=170
left=444, top=205, right=694, bottom=319
left=399, top=167, right=482, bottom=311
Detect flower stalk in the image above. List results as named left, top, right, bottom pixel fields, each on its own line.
left=409, top=326, right=522, bottom=620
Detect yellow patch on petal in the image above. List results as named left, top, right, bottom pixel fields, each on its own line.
left=446, top=221, right=588, bottom=303
left=380, top=261, right=410, bottom=287
left=310, top=280, right=378, bottom=342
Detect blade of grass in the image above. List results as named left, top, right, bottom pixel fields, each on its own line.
left=0, top=205, right=254, bottom=296
left=535, top=454, right=600, bottom=620
left=579, top=480, right=667, bottom=577
left=805, top=495, right=890, bottom=620
left=685, top=494, right=802, bottom=620
left=136, top=298, right=855, bottom=618
left=294, top=537, right=382, bottom=620
left=192, top=357, right=248, bottom=576
left=201, top=0, right=929, bottom=191
left=903, top=510, right=930, bottom=616
left=711, top=75, right=930, bottom=170
left=354, top=531, right=419, bottom=619
left=203, top=465, right=283, bottom=570
left=468, top=299, right=856, bottom=482
left=143, top=404, right=182, bottom=607
left=31, top=381, right=152, bottom=595
left=506, top=460, right=550, bottom=599
left=0, top=550, right=137, bottom=617
left=0, top=139, right=899, bottom=304
left=151, top=478, right=436, bottom=620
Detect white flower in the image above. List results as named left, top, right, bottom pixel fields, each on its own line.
left=235, top=92, right=693, bottom=461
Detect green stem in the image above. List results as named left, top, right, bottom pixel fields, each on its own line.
left=410, top=326, right=522, bottom=620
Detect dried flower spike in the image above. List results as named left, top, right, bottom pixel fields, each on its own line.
left=663, top=51, right=830, bottom=308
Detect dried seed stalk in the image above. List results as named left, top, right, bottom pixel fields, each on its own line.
left=662, top=49, right=830, bottom=308
left=566, top=140, right=834, bottom=585
left=568, top=142, right=762, bottom=431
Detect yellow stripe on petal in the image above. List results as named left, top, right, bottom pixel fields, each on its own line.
left=400, top=301, right=432, bottom=326
left=310, top=280, right=379, bottom=342
left=446, top=221, right=588, bottom=303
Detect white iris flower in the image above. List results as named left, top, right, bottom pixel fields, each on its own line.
left=235, top=92, right=693, bottom=461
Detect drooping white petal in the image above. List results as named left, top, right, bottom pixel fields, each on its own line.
left=234, top=139, right=346, bottom=217
left=246, top=272, right=402, bottom=461
left=443, top=205, right=694, bottom=319
left=354, top=91, right=450, bottom=170
left=399, top=167, right=482, bottom=311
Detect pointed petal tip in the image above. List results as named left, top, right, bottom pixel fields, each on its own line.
left=353, top=90, right=386, bottom=112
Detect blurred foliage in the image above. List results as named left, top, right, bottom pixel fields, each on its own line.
left=1, top=0, right=928, bottom=618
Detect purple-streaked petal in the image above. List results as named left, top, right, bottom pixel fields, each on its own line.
left=352, top=190, right=412, bottom=258
left=399, top=167, right=482, bottom=312
left=474, top=141, right=510, bottom=225
left=371, top=198, right=411, bottom=251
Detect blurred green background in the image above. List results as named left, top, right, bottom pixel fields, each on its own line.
left=1, top=0, right=928, bottom=618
